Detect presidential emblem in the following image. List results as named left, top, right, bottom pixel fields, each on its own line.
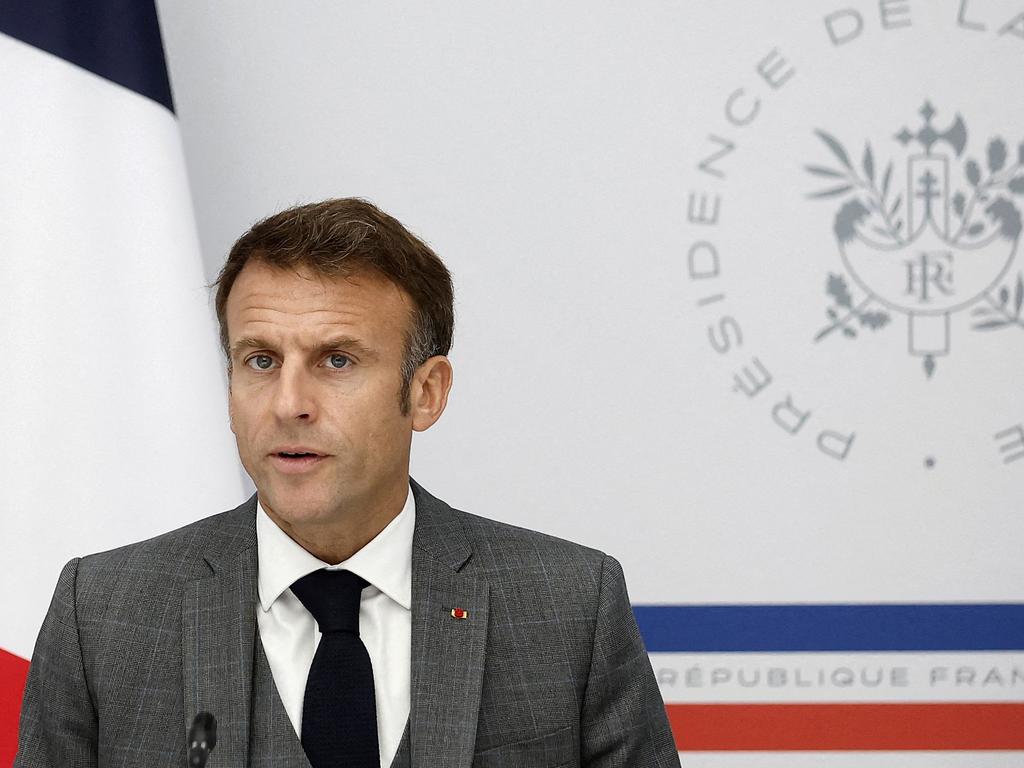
left=807, top=101, right=1024, bottom=377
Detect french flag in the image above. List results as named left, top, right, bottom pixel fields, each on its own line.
left=0, top=2, right=242, bottom=762
left=638, top=603, right=1024, bottom=758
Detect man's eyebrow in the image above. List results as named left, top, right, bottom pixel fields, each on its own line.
left=230, top=335, right=377, bottom=360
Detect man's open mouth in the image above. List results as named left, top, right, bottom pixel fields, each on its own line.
left=270, top=450, right=327, bottom=472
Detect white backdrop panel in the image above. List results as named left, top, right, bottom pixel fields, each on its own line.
left=154, top=0, right=1023, bottom=759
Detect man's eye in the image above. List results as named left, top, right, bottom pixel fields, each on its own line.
left=245, top=354, right=275, bottom=371
left=325, top=354, right=351, bottom=369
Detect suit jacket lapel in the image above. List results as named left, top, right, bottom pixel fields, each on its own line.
left=409, top=479, right=489, bottom=768
left=182, top=495, right=260, bottom=768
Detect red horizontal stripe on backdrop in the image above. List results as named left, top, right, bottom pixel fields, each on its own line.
left=667, top=702, right=1024, bottom=750
left=1, top=648, right=30, bottom=765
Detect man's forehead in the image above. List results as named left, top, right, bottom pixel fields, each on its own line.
left=231, top=259, right=396, bottom=300
left=226, top=260, right=411, bottom=348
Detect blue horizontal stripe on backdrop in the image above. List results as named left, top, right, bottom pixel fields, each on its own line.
left=0, top=0, right=173, bottom=112
left=633, top=604, right=1024, bottom=652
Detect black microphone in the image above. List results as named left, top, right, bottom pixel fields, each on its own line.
left=187, top=712, right=218, bottom=767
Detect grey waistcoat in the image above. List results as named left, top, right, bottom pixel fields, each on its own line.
left=249, top=638, right=411, bottom=768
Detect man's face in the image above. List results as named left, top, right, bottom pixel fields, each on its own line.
left=226, top=260, right=415, bottom=529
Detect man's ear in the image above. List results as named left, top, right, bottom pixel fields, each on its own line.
left=410, top=356, right=453, bottom=432
left=227, top=369, right=236, bottom=434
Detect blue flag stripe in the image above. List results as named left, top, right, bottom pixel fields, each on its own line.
left=634, top=604, right=1024, bottom=652
left=0, top=0, right=173, bottom=113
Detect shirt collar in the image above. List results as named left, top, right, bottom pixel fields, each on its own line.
left=256, top=483, right=415, bottom=612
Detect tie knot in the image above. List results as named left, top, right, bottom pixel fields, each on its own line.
left=290, top=569, right=368, bottom=635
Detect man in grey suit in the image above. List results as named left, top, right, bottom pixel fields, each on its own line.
left=16, top=199, right=679, bottom=767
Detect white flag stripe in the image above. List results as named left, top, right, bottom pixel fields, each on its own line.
left=650, top=651, right=1024, bottom=703
left=0, top=34, right=243, bottom=658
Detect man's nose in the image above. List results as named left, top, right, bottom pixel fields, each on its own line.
left=271, top=363, right=318, bottom=421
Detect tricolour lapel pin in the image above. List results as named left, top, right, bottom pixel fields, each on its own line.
left=450, top=607, right=469, bottom=620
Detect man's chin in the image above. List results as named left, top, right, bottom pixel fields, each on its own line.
left=259, top=489, right=340, bottom=528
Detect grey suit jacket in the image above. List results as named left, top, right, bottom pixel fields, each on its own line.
left=15, top=479, right=679, bottom=767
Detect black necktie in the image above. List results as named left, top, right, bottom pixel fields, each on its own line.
left=290, top=569, right=379, bottom=768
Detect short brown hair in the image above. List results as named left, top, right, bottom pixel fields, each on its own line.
left=212, top=198, right=454, bottom=412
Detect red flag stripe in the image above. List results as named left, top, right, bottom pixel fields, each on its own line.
left=666, top=702, right=1024, bottom=750
left=0, top=648, right=30, bottom=766
left=7, top=661, right=1024, bottom=756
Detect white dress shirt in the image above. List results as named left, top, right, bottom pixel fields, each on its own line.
left=256, top=485, right=414, bottom=767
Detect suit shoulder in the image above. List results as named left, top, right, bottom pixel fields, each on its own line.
left=437, top=506, right=622, bottom=633
left=452, top=507, right=608, bottom=576
left=71, top=497, right=255, bottom=600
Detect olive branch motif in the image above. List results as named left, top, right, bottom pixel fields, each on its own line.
left=806, top=130, right=898, bottom=342
left=806, top=130, right=906, bottom=248
left=807, top=126, right=1024, bottom=341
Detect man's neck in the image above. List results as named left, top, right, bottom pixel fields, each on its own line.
left=263, top=481, right=409, bottom=564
